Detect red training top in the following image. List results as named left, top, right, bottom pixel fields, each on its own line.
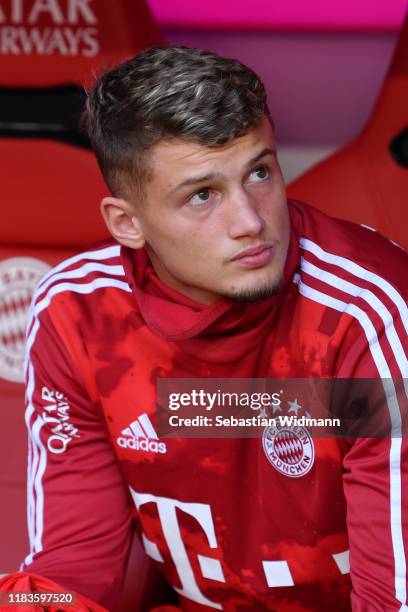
left=2, top=200, right=408, bottom=611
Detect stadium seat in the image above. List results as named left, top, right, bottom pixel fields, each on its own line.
left=287, top=13, right=408, bottom=249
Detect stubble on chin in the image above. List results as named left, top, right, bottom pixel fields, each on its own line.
left=222, top=275, right=284, bottom=303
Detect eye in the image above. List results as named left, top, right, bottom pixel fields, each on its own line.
left=188, top=188, right=212, bottom=207
left=249, top=165, right=270, bottom=182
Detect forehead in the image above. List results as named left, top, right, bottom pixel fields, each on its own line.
left=148, top=117, right=275, bottom=184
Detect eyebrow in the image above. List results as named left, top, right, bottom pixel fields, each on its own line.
left=170, top=147, right=276, bottom=194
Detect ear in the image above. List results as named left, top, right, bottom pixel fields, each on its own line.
left=100, top=196, right=145, bottom=249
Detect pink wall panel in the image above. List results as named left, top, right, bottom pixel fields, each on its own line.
left=163, top=28, right=397, bottom=147
left=149, top=0, right=407, bottom=32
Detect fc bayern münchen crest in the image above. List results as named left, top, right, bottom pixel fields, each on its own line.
left=262, top=423, right=315, bottom=478
left=0, top=257, right=50, bottom=383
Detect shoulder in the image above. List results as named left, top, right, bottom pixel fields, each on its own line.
left=289, top=199, right=408, bottom=301
left=288, top=200, right=408, bottom=378
left=29, top=239, right=132, bottom=328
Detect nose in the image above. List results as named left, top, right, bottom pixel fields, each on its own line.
left=227, top=188, right=265, bottom=239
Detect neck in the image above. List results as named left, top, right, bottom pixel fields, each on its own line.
left=145, top=245, right=221, bottom=305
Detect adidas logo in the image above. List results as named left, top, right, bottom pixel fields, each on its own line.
left=117, top=413, right=167, bottom=454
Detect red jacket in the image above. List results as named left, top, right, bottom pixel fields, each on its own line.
left=2, top=200, right=408, bottom=611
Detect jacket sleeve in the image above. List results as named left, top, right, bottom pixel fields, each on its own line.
left=343, top=435, right=408, bottom=611
left=3, top=301, right=134, bottom=610
left=338, top=314, right=408, bottom=611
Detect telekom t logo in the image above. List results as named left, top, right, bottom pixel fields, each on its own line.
left=130, top=489, right=350, bottom=610
left=130, top=489, right=224, bottom=609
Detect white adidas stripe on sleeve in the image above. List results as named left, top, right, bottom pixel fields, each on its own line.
left=23, top=275, right=132, bottom=566
left=298, top=238, right=407, bottom=609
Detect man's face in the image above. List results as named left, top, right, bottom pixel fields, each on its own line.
left=134, top=115, right=290, bottom=305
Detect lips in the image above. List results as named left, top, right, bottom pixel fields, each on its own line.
left=232, top=244, right=271, bottom=260
left=231, top=244, right=274, bottom=269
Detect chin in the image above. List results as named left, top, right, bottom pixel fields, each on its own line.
left=223, top=275, right=284, bottom=303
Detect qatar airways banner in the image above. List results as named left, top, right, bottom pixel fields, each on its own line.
left=0, top=0, right=99, bottom=57
left=0, top=0, right=162, bottom=86
left=149, top=0, right=407, bottom=31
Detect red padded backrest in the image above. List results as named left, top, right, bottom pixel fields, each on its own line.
left=1, top=139, right=108, bottom=247
left=287, top=13, right=408, bottom=249
left=0, top=0, right=163, bottom=249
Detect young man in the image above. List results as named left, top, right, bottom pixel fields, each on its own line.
left=2, top=46, right=408, bottom=611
